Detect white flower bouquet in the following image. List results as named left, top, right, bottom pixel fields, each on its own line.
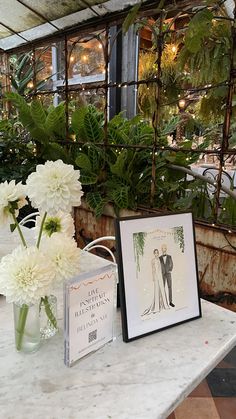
left=0, top=160, right=83, bottom=351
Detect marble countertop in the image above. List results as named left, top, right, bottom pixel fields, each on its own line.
left=0, top=253, right=236, bottom=419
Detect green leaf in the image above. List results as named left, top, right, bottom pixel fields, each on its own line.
left=111, top=185, right=129, bottom=208
left=4, top=92, right=28, bottom=110
left=161, top=116, right=180, bottom=135
left=18, top=108, right=35, bottom=130
left=41, top=296, right=57, bottom=329
left=190, top=8, right=213, bottom=30
left=80, top=173, right=98, bottom=185
left=16, top=53, right=31, bottom=77
left=75, top=153, right=92, bottom=172
left=84, top=111, right=104, bottom=142
left=71, top=107, right=88, bottom=139
left=45, top=103, right=65, bottom=136
left=10, top=223, right=16, bottom=232
left=122, top=3, right=141, bottom=34
left=185, top=31, right=202, bottom=53
left=4, top=92, right=35, bottom=129
left=184, top=9, right=213, bottom=53
left=86, top=191, right=107, bottom=217
left=110, top=149, right=128, bottom=177
left=108, top=125, right=127, bottom=144
left=88, top=146, right=102, bottom=171
left=29, top=126, right=49, bottom=142
left=41, top=142, right=68, bottom=161
left=31, top=100, right=47, bottom=126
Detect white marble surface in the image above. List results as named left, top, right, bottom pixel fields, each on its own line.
left=0, top=225, right=35, bottom=259
left=0, top=253, right=236, bottom=419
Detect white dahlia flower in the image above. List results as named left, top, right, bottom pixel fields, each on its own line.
left=35, top=211, right=75, bottom=238
left=0, top=246, right=55, bottom=305
left=42, top=233, right=80, bottom=283
left=26, top=160, right=83, bottom=215
left=0, top=180, right=27, bottom=226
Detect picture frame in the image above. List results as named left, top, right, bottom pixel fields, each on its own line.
left=115, top=211, right=201, bottom=342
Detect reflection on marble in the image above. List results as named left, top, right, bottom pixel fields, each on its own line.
left=0, top=253, right=236, bottom=419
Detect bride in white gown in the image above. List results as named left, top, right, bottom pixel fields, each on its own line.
left=142, top=248, right=169, bottom=315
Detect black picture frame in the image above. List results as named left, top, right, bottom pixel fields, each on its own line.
left=115, top=211, right=202, bottom=342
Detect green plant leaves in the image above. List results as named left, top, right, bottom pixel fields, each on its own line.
left=111, top=185, right=129, bottom=209
left=41, top=142, right=68, bottom=161
left=45, top=103, right=66, bottom=138
left=84, top=110, right=104, bottom=142
left=71, top=107, right=88, bottom=139
left=31, top=100, right=47, bottom=127
left=75, top=153, right=92, bottom=171
left=86, top=191, right=107, bottom=217
left=122, top=3, right=141, bottom=34
left=79, top=173, right=98, bottom=185
left=185, top=9, right=213, bottom=53
left=5, top=92, right=66, bottom=145
left=110, top=149, right=128, bottom=177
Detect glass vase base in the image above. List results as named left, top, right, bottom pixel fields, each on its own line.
left=15, top=337, right=41, bottom=353
left=40, top=295, right=58, bottom=340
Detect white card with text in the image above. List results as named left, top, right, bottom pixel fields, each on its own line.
left=64, top=264, right=117, bottom=367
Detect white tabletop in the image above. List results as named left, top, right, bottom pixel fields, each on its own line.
left=0, top=252, right=236, bottom=419
left=0, top=225, right=35, bottom=259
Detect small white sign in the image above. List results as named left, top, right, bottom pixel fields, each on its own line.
left=64, top=264, right=116, bottom=367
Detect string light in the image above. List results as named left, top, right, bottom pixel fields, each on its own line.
left=178, top=99, right=186, bottom=109
left=27, top=81, right=34, bottom=88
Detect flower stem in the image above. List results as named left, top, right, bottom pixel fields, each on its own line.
left=40, top=296, right=57, bottom=329
left=36, top=211, right=47, bottom=249
left=11, top=213, right=27, bottom=248
left=15, top=304, right=29, bottom=351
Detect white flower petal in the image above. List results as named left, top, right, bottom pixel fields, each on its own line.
left=26, top=160, right=83, bottom=215
left=35, top=211, right=75, bottom=238
left=41, top=233, right=80, bottom=283
left=0, top=181, right=27, bottom=226
left=0, top=246, right=55, bottom=305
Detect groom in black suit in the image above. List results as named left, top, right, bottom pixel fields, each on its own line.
left=159, top=244, right=175, bottom=307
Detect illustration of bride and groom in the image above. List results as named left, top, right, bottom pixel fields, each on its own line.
left=142, top=244, right=174, bottom=316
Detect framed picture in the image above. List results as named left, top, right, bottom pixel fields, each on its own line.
left=115, top=211, right=201, bottom=342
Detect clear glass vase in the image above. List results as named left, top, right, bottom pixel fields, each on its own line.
left=40, top=295, right=58, bottom=340
left=13, top=302, right=41, bottom=353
